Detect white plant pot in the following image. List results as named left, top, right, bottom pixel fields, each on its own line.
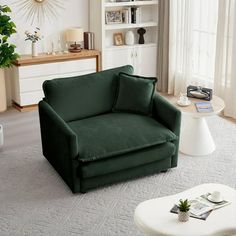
left=0, top=125, right=3, bottom=148
left=0, top=69, right=7, bottom=112
left=125, top=31, right=135, bottom=45
left=178, top=210, right=190, bottom=222
left=32, top=42, right=38, bottom=57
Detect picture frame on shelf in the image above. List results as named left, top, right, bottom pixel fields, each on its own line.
left=114, top=33, right=124, bottom=46
left=105, top=10, right=123, bottom=24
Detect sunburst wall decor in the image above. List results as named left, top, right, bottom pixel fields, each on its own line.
left=13, top=0, right=65, bottom=25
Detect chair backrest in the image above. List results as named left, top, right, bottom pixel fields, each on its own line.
left=42, top=65, right=133, bottom=122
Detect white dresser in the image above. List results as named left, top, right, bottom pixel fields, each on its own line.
left=11, top=50, right=101, bottom=111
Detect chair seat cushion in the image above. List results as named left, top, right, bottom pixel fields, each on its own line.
left=80, top=142, right=175, bottom=178
left=67, top=113, right=177, bottom=162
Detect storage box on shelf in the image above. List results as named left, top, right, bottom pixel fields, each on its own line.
left=11, top=50, right=101, bottom=111
left=90, top=0, right=158, bottom=77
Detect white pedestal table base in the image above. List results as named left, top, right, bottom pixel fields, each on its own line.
left=180, top=116, right=215, bottom=156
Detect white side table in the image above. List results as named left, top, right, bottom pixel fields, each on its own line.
left=167, top=95, right=225, bottom=156
left=134, top=183, right=236, bottom=236
left=178, top=96, right=224, bottom=156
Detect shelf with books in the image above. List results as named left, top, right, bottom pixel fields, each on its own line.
left=105, top=21, right=157, bottom=30
left=104, top=0, right=158, bottom=7
left=90, top=0, right=158, bottom=75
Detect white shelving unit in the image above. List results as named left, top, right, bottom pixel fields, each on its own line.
left=89, top=0, right=158, bottom=76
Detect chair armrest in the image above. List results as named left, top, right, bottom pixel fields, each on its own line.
left=152, top=93, right=181, bottom=167
left=38, top=100, right=78, bottom=159
left=152, top=93, right=181, bottom=136
left=38, top=100, right=80, bottom=192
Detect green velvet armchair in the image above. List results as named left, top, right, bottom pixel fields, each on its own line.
left=38, top=65, right=181, bottom=193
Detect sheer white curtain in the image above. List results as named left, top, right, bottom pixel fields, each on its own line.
left=168, top=0, right=218, bottom=95
left=168, top=0, right=194, bottom=95
left=214, top=0, right=236, bottom=119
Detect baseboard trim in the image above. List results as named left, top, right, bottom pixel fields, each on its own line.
left=12, top=102, right=38, bottom=112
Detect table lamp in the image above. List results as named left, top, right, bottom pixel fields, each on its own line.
left=66, top=28, right=84, bottom=53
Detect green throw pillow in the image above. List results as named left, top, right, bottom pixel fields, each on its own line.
left=112, top=72, right=157, bottom=115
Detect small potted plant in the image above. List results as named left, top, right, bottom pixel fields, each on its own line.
left=177, top=199, right=191, bottom=222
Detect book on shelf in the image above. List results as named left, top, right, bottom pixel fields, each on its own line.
left=122, top=7, right=141, bottom=24
left=131, top=7, right=141, bottom=23
left=131, top=7, right=136, bottom=23
left=195, top=102, right=214, bottom=113
left=122, top=8, right=129, bottom=23
left=136, top=7, right=141, bottom=23
left=170, top=193, right=231, bottom=220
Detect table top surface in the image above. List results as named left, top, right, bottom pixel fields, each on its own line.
left=13, top=49, right=100, bottom=66
left=134, top=183, right=236, bottom=236
left=166, top=95, right=225, bottom=118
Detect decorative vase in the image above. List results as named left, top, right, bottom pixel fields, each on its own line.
left=0, top=69, right=7, bottom=112
left=178, top=210, right=190, bottom=222
left=125, top=31, right=135, bottom=45
left=32, top=42, right=38, bottom=57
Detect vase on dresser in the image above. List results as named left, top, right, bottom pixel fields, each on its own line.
left=32, top=42, right=38, bottom=57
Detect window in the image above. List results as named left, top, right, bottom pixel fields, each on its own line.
left=192, top=0, right=219, bottom=85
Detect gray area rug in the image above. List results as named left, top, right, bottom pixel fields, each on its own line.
left=0, top=110, right=235, bottom=236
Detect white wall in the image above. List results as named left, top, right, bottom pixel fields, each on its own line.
left=1, top=0, right=89, bottom=106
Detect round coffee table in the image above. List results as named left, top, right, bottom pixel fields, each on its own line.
left=174, top=95, right=225, bottom=156
left=134, top=183, right=236, bottom=236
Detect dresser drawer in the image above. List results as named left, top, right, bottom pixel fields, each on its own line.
left=19, top=62, right=60, bottom=79
left=20, top=91, right=44, bottom=106
left=59, top=58, right=96, bottom=74
left=18, top=58, right=96, bottom=79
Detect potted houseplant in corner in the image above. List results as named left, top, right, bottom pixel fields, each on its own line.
left=0, top=5, right=19, bottom=112
left=177, top=199, right=191, bottom=222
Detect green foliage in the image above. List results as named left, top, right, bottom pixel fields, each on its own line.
left=0, top=5, right=19, bottom=68
left=177, top=199, right=191, bottom=212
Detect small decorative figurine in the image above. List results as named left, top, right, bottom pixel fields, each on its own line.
left=137, top=28, right=146, bottom=44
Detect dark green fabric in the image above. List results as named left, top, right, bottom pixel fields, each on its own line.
left=67, top=113, right=177, bottom=162
left=38, top=68, right=182, bottom=194
left=80, top=142, right=175, bottom=178
left=113, top=72, right=157, bottom=115
left=80, top=158, right=171, bottom=192
left=43, top=65, right=134, bottom=122
left=38, top=101, right=80, bottom=193
left=152, top=93, right=181, bottom=167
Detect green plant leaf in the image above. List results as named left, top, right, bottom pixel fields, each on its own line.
left=2, top=6, right=11, bottom=13
left=0, top=5, right=18, bottom=68
left=177, top=199, right=191, bottom=212
left=2, top=36, right=8, bottom=42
